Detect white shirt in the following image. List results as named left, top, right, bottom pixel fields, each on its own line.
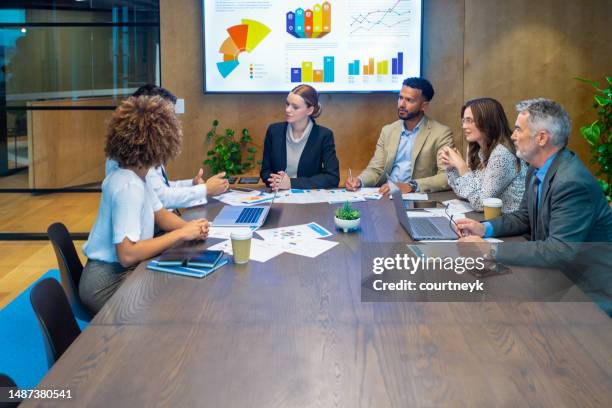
left=285, top=119, right=313, bottom=178
left=105, top=158, right=207, bottom=209
left=84, top=168, right=163, bottom=263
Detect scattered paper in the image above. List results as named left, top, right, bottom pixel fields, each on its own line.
left=424, top=208, right=467, bottom=220
left=442, top=199, right=474, bottom=213
left=207, top=238, right=284, bottom=263
left=270, top=188, right=381, bottom=204
left=239, top=193, right=275, bottom=205
left=403, top=193, right=429, bottom=200
left=417, top=238, right=503, bottom=243
left=256, top=222, right=332, bottom=243
left=406, top=211, right=448, bottom=218
left=282, top=239, right=339, bottom=258
left=213, top=191, right=262, bottom=207
left=207, top=226, right=256, bottom=240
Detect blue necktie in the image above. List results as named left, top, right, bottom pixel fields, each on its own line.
left=532, top=176, right=541, bottom=235
left=160, top=166, right=170, bottom=187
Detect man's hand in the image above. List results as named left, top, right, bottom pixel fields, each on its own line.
left=205, top=172, right=229, bottom=196
left=192, top=168, right=205, bottom=185
left=345, top=176, right=361, bottom=191
left=378, top=182, right=413, bottom=197
left=454, top=218, right=485, bottom=238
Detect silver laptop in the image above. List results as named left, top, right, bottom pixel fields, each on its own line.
left=388, top=179, right=458, bottom=240
left=212, top=189, right=278, bottom=228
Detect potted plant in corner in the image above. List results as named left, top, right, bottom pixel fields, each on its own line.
left=575, top=76, right=612, bottom=203
left=335, top=201, right=361, bottom=233
left=204, top=120, right=260, bottom=182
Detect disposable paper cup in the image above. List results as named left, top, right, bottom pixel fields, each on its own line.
left=230, top=230, right=252, bottom=264
left=483, top=198, right=503, bottom=220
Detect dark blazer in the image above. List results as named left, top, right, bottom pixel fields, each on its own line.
left=491, top=148, right=612, bottom=266
left=260, top=121, right=340, bottom=189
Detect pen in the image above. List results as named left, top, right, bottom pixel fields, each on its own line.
left=348, top=168, right=353, bottom=183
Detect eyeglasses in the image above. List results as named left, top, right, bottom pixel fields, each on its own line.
left=461, top=117, right=475, bottom=125
left=445, top=204, right=464, bottom=237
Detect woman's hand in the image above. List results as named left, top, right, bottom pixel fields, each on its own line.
left=438, top=146, right=469, bottom=175
left=267, top=171, right=291, bottom=190
left=179, top=219, right=209, bottom=241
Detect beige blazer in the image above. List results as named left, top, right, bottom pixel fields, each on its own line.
left=358, top=116, right=453, bottom=192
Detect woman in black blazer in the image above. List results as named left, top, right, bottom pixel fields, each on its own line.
left=260, top=84, right=340, bottom=190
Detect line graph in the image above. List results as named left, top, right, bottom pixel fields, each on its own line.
left=348, top=0, right=415, bottom=37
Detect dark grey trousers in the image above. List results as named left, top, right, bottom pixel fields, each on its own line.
left=79, top=259, right=134, bottom=314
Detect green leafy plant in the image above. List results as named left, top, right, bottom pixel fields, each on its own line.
left=575, top=76, right=612, bottom=201
left=204, top=119, right=260, bottom=175
left=335, top=201, right=361, bottom=220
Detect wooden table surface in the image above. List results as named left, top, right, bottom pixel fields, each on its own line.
left=26, top=193, right=612, bottom=407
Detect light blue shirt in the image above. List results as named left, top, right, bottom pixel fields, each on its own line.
left=105, top=158, right=207, bottom=209
left=388, top=117, right=424, bottom=183
left=84, top=168, right=163, bottom=263
left=483, top=151, right=559, bottom=238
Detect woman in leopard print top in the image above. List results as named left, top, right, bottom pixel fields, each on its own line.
left=438, top=97, right=527, bottom=213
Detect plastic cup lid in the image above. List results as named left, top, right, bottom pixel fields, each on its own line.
left=483, top=198, right=503, bottom=207
left=230, top=229, right=253, bottom=240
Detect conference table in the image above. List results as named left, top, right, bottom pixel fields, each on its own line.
left=27, top=192, right=612, bottom=407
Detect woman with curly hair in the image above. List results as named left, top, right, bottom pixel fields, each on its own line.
left=80, top=95, right=209, bottom=314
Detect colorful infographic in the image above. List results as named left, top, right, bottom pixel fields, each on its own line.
left=348, top=52, right=404, bottom=76
left=203, top=1, right=422, bottom=92
left=290, top=56, right=335, bottom=83
left=286, top=2, right=332, bottom=38
left=216, top=19, right=271, bottom=78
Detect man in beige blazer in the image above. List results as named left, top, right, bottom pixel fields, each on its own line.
left=346, top=77, right=453, bottom=193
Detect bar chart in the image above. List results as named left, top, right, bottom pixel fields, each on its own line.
left=348, top=52, right=404, bottom=76
left=290, top=56, right=335, bottom=83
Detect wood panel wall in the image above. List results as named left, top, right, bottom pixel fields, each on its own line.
left=463, top=0, right=612, bottom=165
left=37, top=0, right=602, bottom=185
left=28, top=98, right=114, bottom=188
left=159, top=0, right=466, bottom=181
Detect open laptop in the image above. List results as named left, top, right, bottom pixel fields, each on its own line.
left=388, top=179, right=458, bottom=240
left=212, top=188, right=279, bottom=228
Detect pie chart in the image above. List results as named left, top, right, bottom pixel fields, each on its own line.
left=217, top=19, right=271, bottom=78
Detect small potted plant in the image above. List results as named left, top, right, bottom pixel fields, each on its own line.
left=334, top=201, right=361, bottom=233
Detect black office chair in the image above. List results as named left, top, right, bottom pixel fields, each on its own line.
left=47, top=222, right=92, bottom=320
left=30, top=278, right=82, bottom=367
left=0, top=373, right=19, bottom=408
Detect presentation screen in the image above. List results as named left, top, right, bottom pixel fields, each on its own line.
left=202, top=1, right=422, bottom=93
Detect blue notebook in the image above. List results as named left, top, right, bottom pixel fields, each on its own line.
left=147, top=257, right=228, bottom=278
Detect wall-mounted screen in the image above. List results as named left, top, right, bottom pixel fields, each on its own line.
left=202, top=0, right=422, bottom=93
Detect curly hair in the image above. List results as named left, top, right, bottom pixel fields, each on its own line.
left=105, top=96, right=182, bottom=169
